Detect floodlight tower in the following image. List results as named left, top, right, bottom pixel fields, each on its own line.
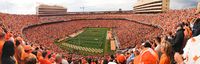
left=80, top=6, right=85, bottom=12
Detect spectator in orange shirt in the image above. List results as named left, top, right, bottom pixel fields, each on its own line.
left=5, top=32, right=14, bottom=41
left=159, top=40, right=172, bottom=64
left=81, top=57, right=87, bottom=64
left=0, top=27, right=5, bottom=64
left=38, top=51, right=52, bottom=64
left=138, top=41, right=159, bottom=64
left=116, top=53, right=126, bottom=64
left=14, top=37, right=25, bottom=64
left=23, top=45, right=37, bottom=61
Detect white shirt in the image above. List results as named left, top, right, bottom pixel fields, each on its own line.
left=183, top=35, right=200, bottom=64
left=62, top=59, right=69, bottom=64
left=108, top=62, right=117, bottom=64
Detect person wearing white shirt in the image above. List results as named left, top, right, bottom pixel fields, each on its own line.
left=174, top=34, right=200, bottom=64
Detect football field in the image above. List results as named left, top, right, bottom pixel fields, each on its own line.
left=56, top=28, right=113, bottom=55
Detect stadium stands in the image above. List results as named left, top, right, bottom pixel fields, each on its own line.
left=0, top=8, right=199, bottom=64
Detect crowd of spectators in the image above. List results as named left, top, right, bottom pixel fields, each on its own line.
left=23, top=19, right=160, bottom=50
left=131, top=8, right=197, bottom=33
left=0, top=8, right=199, bottom=64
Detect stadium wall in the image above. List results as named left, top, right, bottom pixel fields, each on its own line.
left=36, top=4, right=67, bottom=16
left=133, top=0, right=170, bottom=13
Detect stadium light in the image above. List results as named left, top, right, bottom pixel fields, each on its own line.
left=80, top=6, right=85, bottom=12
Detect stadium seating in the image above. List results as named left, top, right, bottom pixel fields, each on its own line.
left=0, top=8, right=199, bottom=64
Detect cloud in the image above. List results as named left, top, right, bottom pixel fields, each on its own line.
left=0, top=0, right=138, bottom=14
left=66, top=0, right=137, bottom=12
left=0, top=0, right=70, bottom=14
left=0, top=0, right=199, bottom=14
left=170, top=0, right=199, bottom=9
left=0, top=1, right=15, bottom=13
left=78, top=0, right=137, bottom=11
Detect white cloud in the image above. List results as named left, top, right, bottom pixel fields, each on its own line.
left=0, top=0, right=137, bottom=14
left=0, top=0, right=70, bottom=14
left=82, top=0, right=136, bottom=11
left=170, top=0, right=199, bottom=9
left=0, top=0, right=199, bottom=14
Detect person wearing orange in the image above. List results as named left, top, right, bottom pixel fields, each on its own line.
left=116, top=53, right=126, bottom=64
left=0, top=27, right=5, bottom=64
left=81, top=57, right=87, bottom=64
left=14, top=37, right=26, bottom=64
left=133, top=47, right=140, bottom=64
left=159, top=40, right=172, bottom=64
left=24, top=45, right=37, bottom=59
left=15, top=37, right=25, bottom=47
left=20, top=45, right=37, bottom=64
left=5, top=32, right=14, bottom=41
left=38, top=51, right=52, bottom=64
left=37, top=51, right=43, bottom=62
left=136, top=41, right=159, bottom=64
left=39, top=58, right=52, bottom=64
left=133, top=55, right=140, bottom=64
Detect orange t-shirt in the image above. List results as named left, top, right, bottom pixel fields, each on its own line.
left=39, top=59, right=52, bottom=64
left=82, top=59, right=87, bottom=64
left=0, top=40, right=4, bottom=64
left=5, top=32, right=12, bottom=41
left=37, top=52, right=52, bottom=64
left=140, top=48, right=159, bottom=64
left=159, top=54, right=170, bottom=64
left=141, top=51, right=158, bottom=64
left=0, top=40, right=4, bottom=57
left=134, top=56, right=140, bottom=64
left=116, top=54, right=126, bottom=63
left=37, top=51, right=43, bottom=60
left=15, top=45, right=25, bottom=64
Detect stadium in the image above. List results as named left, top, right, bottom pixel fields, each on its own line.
left=0, top=0, right=200, bottom=64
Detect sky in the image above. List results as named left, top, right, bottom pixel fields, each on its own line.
left=0, top=0, right=199, bottom=14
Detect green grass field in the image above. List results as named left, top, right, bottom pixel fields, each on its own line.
left=55, top=28, right=113, bottom=56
